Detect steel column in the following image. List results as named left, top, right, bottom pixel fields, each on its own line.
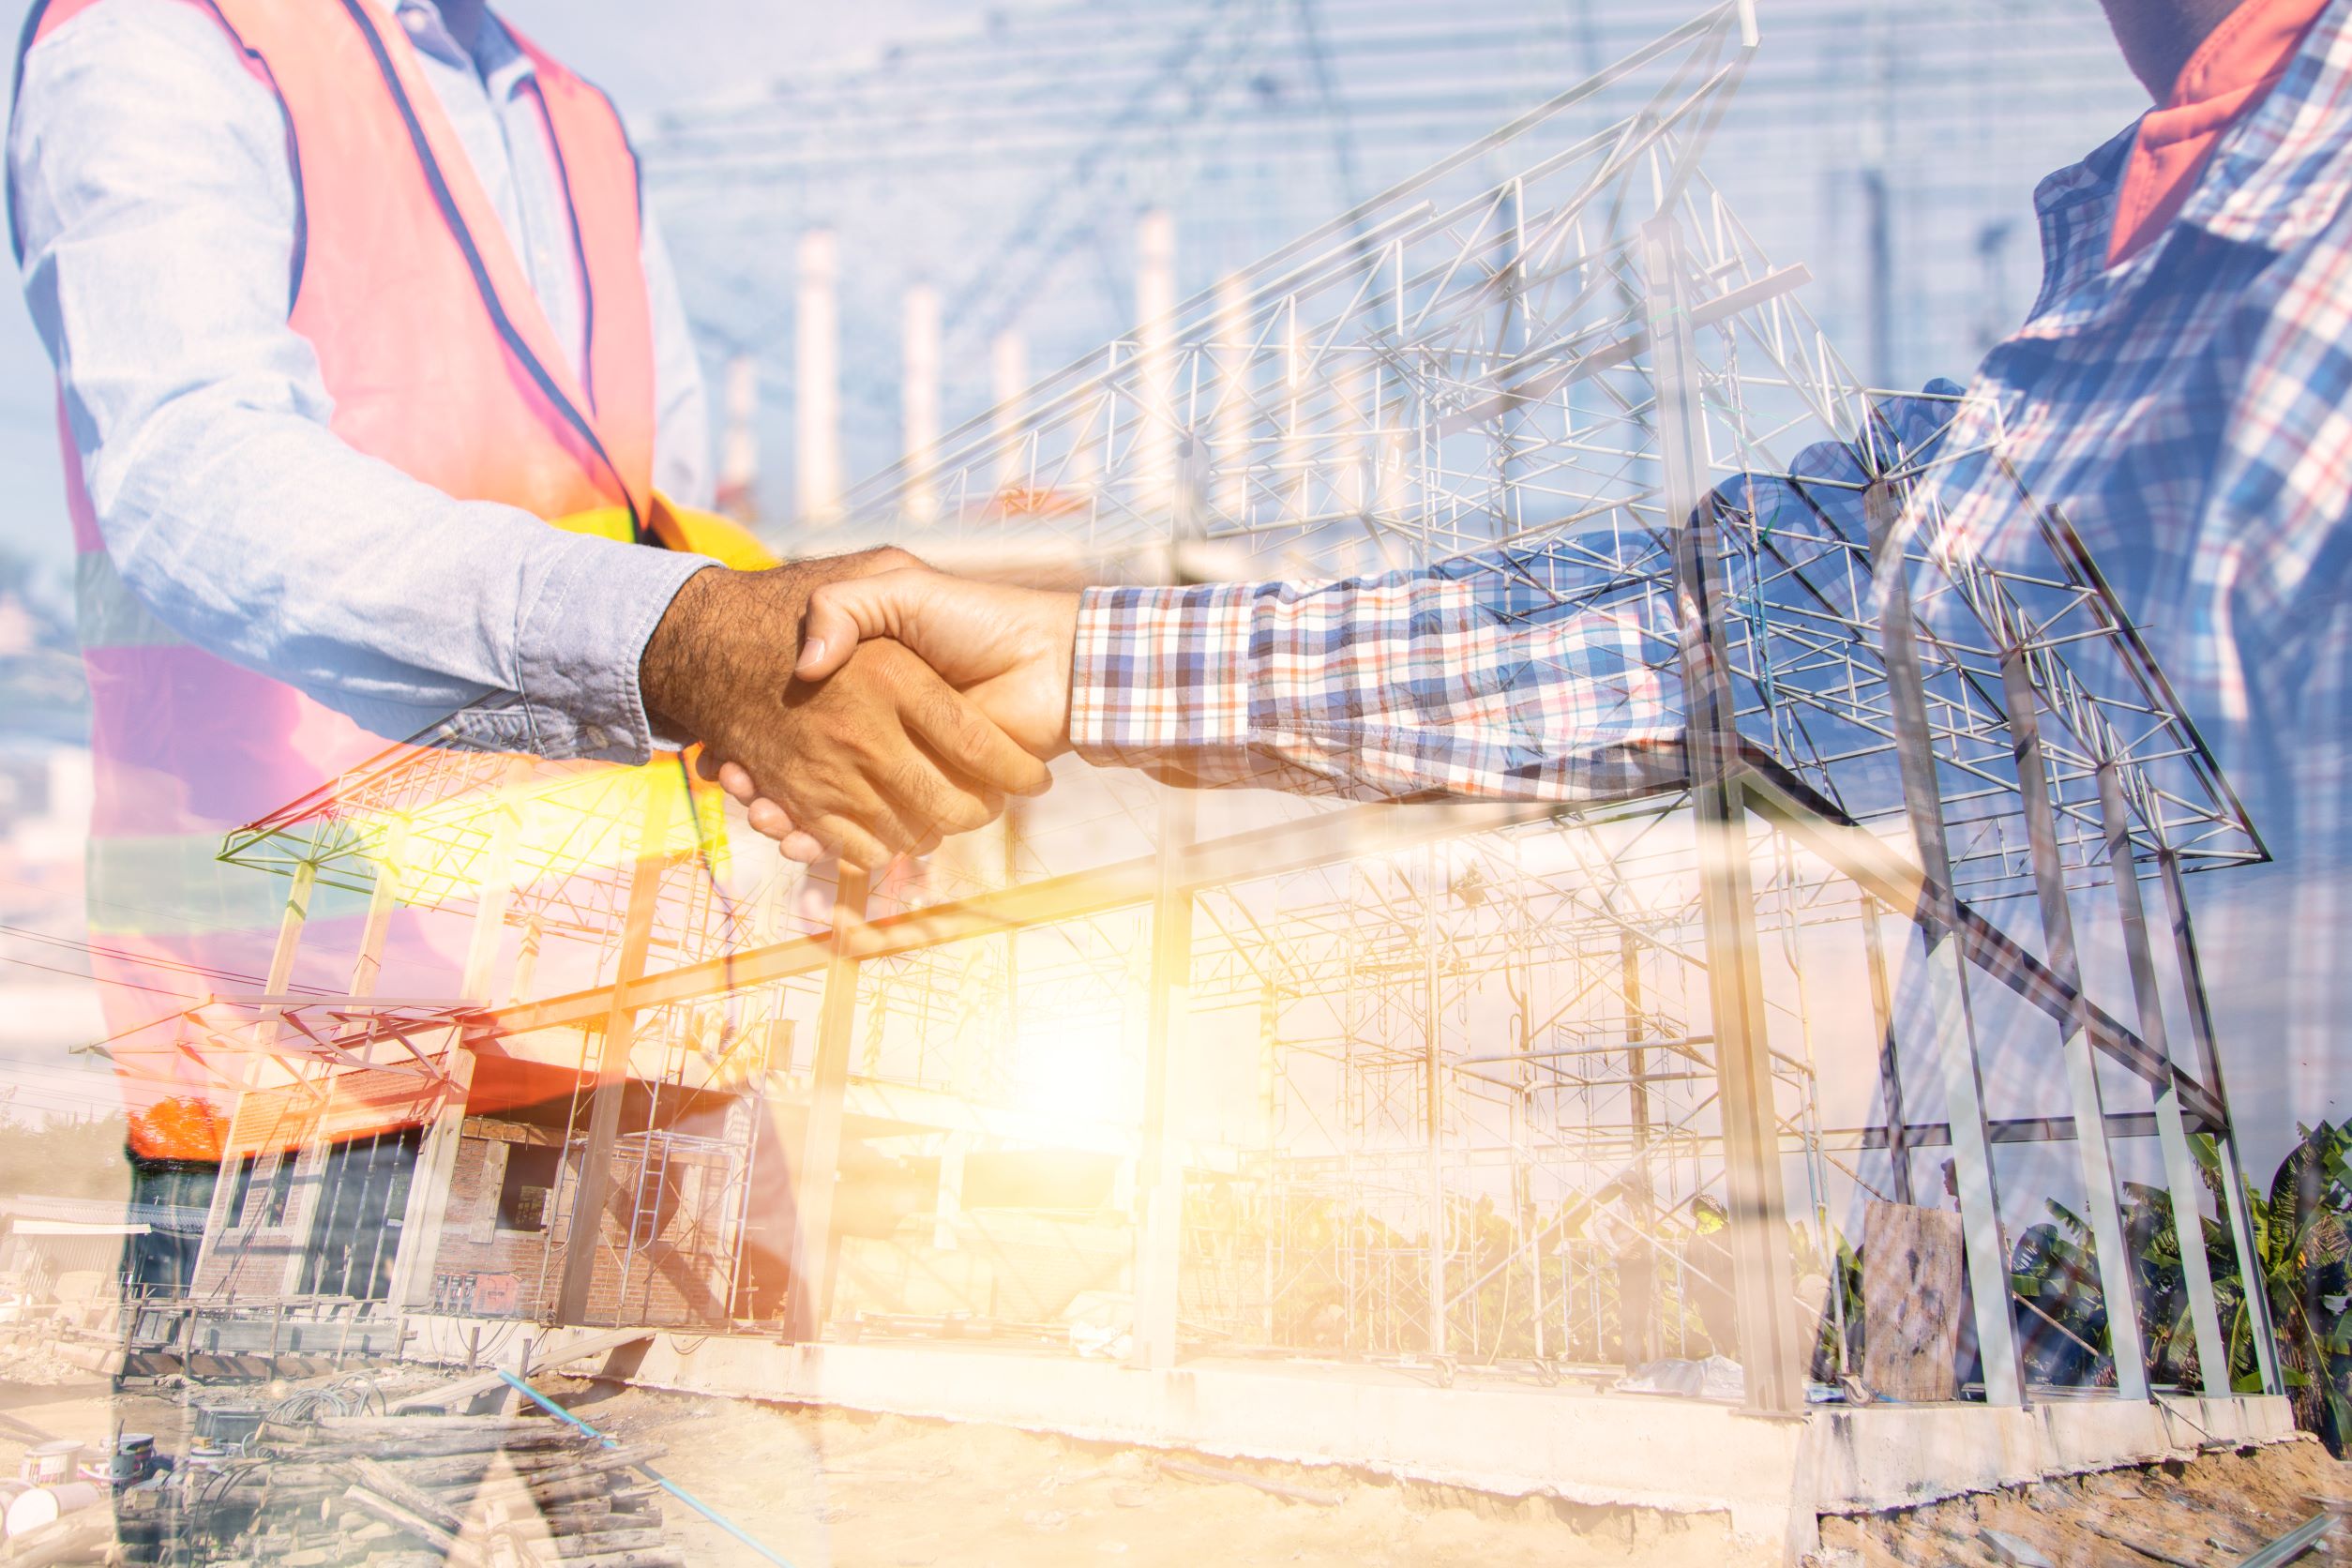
left=391, top=761, right=527, bottom=1310
left=2094, top=763, right=2228, bottom=1395
left=784, top=864, right=871, bottom=1341
left=190, top=858, right=316, bottom=1293
left=2155, top=849, right=2282, bottom=1396
left=1643, top=215, right=1802, bottom=1414
left=1864, top=482, right=2025, bottom=1407
left=2002, top=652, right=2149, bottom=1398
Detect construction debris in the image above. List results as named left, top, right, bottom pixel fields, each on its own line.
left=0, top=1361, right=690, bottom=1568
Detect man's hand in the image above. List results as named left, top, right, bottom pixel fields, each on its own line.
left=640, top=552, right=1052, bottom=870
left=706, top=567, right=1082, bottom=861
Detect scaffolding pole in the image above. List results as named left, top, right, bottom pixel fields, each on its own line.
left=1644, top=214, right=1801, bottom=1416
left=2156, top=848, right=2283, bottom=1397
left=1865, top=483, right=2025, bottom=1408
left=785, top=866, right=871, bottom=1341
left=2003, top=650, right=2149, bottom=1399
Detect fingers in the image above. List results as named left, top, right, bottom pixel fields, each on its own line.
left=901, top=680, right=1054, bottom=798
left=796, top=570, right=928, bottom=681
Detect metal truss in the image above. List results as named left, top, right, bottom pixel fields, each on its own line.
left=198, top=3, right=2277, bottom=1412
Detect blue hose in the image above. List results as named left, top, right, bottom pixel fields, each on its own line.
left=494, top=1368, right=796, bottom=1567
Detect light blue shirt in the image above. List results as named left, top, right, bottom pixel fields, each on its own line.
left=8, top=0, right=716, bottom=762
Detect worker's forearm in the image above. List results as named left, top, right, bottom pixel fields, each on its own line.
left=91, top=397, right=714, bottom=758
left=1067, top=546, right=1681, bottom=802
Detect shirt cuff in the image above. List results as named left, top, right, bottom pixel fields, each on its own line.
left=512, top=532, right=719, bottom=763
left=1069, top=582, right=1257, bottom=775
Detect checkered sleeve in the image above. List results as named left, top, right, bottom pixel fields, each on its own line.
left=1068, top=545, right=1681, bottom=802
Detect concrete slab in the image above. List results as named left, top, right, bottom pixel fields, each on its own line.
left=398, top=1320, right=2301, bottom=1558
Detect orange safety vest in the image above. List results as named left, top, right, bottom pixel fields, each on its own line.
left=15, top=0, right=723, bottom=1158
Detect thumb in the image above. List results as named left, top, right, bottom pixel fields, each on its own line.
left=795, top=570, right=923, bottom=680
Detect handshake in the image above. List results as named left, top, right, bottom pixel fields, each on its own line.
left=638, top=548, right=1080, bottom=869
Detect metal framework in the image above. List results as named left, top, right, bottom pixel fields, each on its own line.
left=176, top=3, right=2280, bottom=1421
left=638, top=0, right=2145, bottom=508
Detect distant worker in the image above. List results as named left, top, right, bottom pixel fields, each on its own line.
left=1588, top=1183, right=1658, bottom=1377
left=8, top=0, right=1047, bottom=1170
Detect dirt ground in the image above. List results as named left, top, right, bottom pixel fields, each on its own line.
left=2, top=1358, right=2347, bottom=1567
left=0, top=1364, right=1758, bottom=1567
left=1819, top=1438, right=2352, bottom=1568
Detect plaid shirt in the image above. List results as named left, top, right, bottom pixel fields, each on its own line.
left=1070, top=7, right=2352, bottom=1135
left=1070, top=548, right=1681, bottom=802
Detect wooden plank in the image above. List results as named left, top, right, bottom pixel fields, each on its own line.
left=1860, top=1199, right=1966, bottom=1404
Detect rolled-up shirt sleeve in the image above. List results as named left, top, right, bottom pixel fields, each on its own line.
left=8, top=0, right=711, bottom=763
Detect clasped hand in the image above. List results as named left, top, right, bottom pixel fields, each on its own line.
left=641, top=548, right=1078, bottom=870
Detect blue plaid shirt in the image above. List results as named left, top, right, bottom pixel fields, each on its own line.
left=1070, top=4, right=2352, bottom=1145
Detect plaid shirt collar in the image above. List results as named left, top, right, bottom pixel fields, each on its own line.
left=2030, top=0, right=2352, bottom=324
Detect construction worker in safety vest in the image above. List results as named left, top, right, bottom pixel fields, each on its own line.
left=7, top=1, right=1048, bottom=1180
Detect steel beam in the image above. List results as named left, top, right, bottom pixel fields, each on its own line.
left=2005, top=652, right=2148, bottom=1398
left=1864, top=482, right=2024, bottom=1407
left=2095, top=763, right=2228, bottom=1395
left=486, top=798, right=1573, bottom=1042
left=1645, top=215, right=1802, bottom=1415
left=2156, top=849, right=2282, bottom=1396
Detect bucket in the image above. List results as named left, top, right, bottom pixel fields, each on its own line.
left=16, top=1442, right=82, bottom=1486
left=6, top=1481, right=99, bottom=1538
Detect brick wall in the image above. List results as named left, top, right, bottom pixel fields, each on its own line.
left=426, top=1120, right=742, bottom=1327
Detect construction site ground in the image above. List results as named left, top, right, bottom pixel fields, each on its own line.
left=0, top=1344, right=2346, bottom=1567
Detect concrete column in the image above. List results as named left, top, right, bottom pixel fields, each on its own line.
left=2002, top=653, right=2149, bottom=1399
left=795, top=229, right=842, bottom=526
left=784, top=866, right=870, bottom=1341
left=932, top=1130, right=969, bottom=1252
left=1423, top=845, right=1447, bottom=1357
left=347, top=822, right=406, bottom=1002
left=901, top=283, right=942, bottom=524
left=991, top=328, right=1029, bottom=496
left=1281, top=296, right=1307, bottom=523
left=2156, top=849, right=2283, bottom=1396
left=1642, top=217, right=1801, bottom=1414
left=1214, top=272, right=1252, bottom=523
left=1136, top=208, right=1178, bottom=516
left=2095, top=761, right=2229, bottom=1395
left=1130, top=790, right=1195, bottom=1371
left=716, top=353, right=761, bottom=523
left=556, top=780, right=678, bottom=1326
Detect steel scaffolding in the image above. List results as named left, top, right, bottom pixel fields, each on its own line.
left=183, top=3, right=2276, bottom=1423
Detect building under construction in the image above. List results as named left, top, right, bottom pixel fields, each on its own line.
left=106, top=4, right=2296, bottom=1552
